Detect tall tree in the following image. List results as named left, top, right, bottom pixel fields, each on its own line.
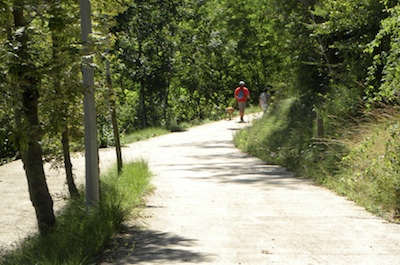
left=11, top=0, right=55, bottom=235
left=312, top=0, right=392, bottom=115
left=113, top=0, right=182, bottom=128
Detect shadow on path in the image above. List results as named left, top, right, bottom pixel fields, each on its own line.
left=97, top=227, right=211, bottom=264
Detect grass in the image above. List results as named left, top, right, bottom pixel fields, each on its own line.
left=326, top=107, right=400, bottom=221
left=121, top=127, right=170, bottom=145
left=0, top=160, right=152, bottom=265
left=235, top=97, right=316, bottom=171
left=234, top=97, right=400, bottom=222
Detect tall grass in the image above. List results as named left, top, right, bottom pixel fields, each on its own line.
left=327, top=107, right=400, bottom=221
left=234, top=97, right=400, bottom=222
left=0, top=161, right=152, bottom=265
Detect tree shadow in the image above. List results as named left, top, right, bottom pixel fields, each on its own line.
left=158, top=148, right=306, bottom=190
left=96, top=227, right=212, bottom=264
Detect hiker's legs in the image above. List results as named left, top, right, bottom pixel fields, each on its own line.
left=238, top=102, right=246, bottom=121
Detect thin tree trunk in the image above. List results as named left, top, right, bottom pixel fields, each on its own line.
left=62, top=128, right=79, bottom=197
left=111, top=104, right=123, bottom=173
left=13, top=0, right=55, bottom=235
left=163, top=81, right=170, bottom=122
left=106, top=60, right=123, bottom=173
left=48, top=2, right=79, bottom=198
left=140, top=80, right=148, bottom=128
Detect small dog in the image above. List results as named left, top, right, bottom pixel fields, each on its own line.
left=225, top=106, right=235, bottom=120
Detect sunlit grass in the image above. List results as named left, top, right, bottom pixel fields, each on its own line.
left=121, top=127, right=170, bottom=145
left=0, top=161, right=152, bottom=265
left=234, top=98, right=400, bottom=222
left=327, top=108, right=400, bottom=221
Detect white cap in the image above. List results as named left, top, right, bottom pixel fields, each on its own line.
left=239, top=81, right=245, bottom=85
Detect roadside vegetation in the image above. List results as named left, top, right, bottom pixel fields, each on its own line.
left=235, top=99, right=400, bottom=222
left=0, top=161, right=152, bottom=265
left=120, top=127, right=170, bottom=146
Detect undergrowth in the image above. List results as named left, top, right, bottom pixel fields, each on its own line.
left=0, top=161, right=152, bottom=265
left=327, top=107, right=400, bottom=221
left=235, top=97, right=400, bottom=222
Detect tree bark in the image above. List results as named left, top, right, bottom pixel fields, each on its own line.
left=62, top=128, right=79, bottom=197
left=106, top=60, right=123, bottom=173
left=13, top=0, right=55, bottom=235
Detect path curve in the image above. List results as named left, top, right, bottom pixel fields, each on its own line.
left=2, top=115, right=400, bottom=264
left=100, top=115, right=400, bottom=264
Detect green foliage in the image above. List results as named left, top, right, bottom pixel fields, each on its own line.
left=234, top=97, right=318, bottom=173
left=365, top=3, right=400, bottom=105
left=0, top=161, right=152, bottom=265
left=0, top=110, right=17, bottom=164
left=112, top=0, right=183, bottom=128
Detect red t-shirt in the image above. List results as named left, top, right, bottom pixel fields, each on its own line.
left=234, top=86, right=250, bottom=102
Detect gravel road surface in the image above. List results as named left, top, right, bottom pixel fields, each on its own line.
left=2, top=114, right=400, bottom=264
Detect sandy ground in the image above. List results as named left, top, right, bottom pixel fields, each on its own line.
left=2, top=114, right=400, bottom=264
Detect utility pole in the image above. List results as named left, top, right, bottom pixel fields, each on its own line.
left=80, top=0, right=99, bottom=207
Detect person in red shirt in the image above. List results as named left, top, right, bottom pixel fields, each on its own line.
left=234, top=81, right=250, bottom=122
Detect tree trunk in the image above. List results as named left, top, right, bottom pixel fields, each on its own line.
left=140, top=81, right=148, bottom=128
left=62, top=128, right=79, bottom=197
left=20, top=125, right=56, bottom=235
left=111, top=103, right=123, bottom=173
left=163, top=81, right=170, bottom=122
left=106, top=60, right=123, bottom=173
left=13, top=0, right=55, bottom=235
left=48, top=2, right=79, bottom=198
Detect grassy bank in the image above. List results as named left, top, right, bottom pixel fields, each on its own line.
left=0, top=161, right=152, bottom=265
left=235, top=97, right=400, bottom=222
left=327, top=108, right=400, bottom=221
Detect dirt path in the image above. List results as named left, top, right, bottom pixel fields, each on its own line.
left=2, top=114, right=400, bottom=264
